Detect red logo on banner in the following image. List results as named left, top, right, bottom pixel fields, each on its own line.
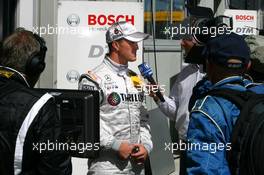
left=236, top=15, right=254, bottom=21
left=88, top=14, right=134, bottom=25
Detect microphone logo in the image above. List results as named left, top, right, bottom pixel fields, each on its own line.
left=138, top=63, right=153, bottom=78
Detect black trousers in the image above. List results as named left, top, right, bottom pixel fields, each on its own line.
left=180, top=149, right=187, bottom=175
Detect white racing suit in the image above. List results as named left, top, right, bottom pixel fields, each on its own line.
left=79, top=56, right=153, bottom=175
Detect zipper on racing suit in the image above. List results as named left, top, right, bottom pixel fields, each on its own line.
left=122, top=75, right=139, bottom=144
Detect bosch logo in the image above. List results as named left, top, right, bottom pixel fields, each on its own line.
left=88, top=14, right=134, bottom=26
left=236, top=15, right=254, bottom=21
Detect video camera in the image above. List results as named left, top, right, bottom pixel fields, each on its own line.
left=182, top=6, right=233, bottom=64
left=36, top=88, right=100, bottom=158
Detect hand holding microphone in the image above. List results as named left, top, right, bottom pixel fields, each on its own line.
left=138, top=63, right=165, bottom=102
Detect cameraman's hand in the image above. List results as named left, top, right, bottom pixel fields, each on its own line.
left=118, top=142, right=133, bottom=160
left=130, top=144, right=148, bottom=165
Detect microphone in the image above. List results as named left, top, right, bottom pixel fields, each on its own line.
left=138, top=63, right=165, bottom=102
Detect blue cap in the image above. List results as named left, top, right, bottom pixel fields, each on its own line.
left=205, top=33, right=250, bottom=68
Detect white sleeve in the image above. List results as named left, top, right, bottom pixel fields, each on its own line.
left=100, top=119, right=122, bottom=151
left=156, top=95, right=178, bottom=121
left=155, top=64, right=199, bottom=121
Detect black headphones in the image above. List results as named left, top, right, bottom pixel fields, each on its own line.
left=25, top=33, right=47, bottom=76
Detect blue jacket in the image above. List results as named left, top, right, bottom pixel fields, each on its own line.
left=248, top=83, right=264, bottom=94
left=186, top=76, right=252, bottom=175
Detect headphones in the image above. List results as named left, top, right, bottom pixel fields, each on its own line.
left=25, top=33, right=47, bottom=76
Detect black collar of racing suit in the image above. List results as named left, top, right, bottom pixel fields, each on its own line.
left=104, top=55, right=128, bottom=75
left=0, top=66, right=30, bottom=87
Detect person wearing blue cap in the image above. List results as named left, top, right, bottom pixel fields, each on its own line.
left=186, top=33, right=252, bottom=175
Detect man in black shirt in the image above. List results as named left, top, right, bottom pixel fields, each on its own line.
left=0, top=29, right=72, bottom=175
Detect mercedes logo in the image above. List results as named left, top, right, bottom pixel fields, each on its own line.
left=67, top=14, right=80, bottom=27
left=66, top=70, right=80, bottom=83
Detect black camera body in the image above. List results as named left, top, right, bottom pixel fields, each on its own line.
left=186, top=6, right=233, bottom=45
left=36, top=88, right=100, bottom=158
left=183, top=6, right=233, bottom=64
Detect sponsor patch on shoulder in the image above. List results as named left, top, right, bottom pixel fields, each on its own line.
left=0, top=70, right=14, bottom=78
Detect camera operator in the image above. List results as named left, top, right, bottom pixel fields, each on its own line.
left=0, top=29, right=72, bottom=175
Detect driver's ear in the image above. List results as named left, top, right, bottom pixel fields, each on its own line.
left=112, top=41, right=119, bottom=51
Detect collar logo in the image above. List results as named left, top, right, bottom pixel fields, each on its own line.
left=130, top=75, right=143, bottom=88
left=107, top=92, right=121, bottom=106
left=104, top=74, right=112, bottom=81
